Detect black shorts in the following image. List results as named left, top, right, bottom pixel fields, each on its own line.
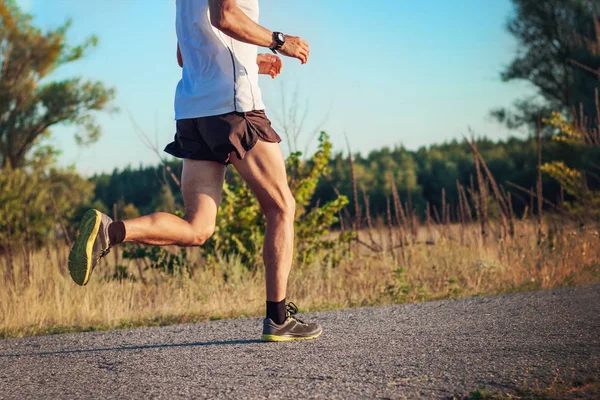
left=164, top=110, right=282, bottom=165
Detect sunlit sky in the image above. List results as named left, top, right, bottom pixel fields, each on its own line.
left=17, top=0, right=533, bottom=175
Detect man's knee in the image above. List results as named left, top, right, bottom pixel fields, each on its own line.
left=180, top=220, right=215, bottom=247
left=190, top=224, right=215, bottom=246
left=265, top=192, right=296, bottom=220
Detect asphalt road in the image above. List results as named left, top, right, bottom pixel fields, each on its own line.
left=1, top=285, right=599, bottom=399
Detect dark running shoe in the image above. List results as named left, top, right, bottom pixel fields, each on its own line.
left=68, top=209, right=113, bottom=286
left=261, top=302, right=323, bottom=342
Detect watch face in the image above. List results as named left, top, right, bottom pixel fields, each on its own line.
left=277, top=33, right=285, bottom=43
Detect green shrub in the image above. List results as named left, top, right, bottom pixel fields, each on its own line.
left=0, top=164, right=95, bottom=248
left=195, top=132, right=351, bottom=269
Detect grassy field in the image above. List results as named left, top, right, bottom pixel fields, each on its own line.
left=1, top=220, right=598, bottom=339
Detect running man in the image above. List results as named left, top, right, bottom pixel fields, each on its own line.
left=68, top=0, right=322, bottom=342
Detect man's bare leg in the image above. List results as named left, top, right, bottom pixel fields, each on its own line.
left=122, top=159, right=226, bottom=246
left=229, top=141, right=295, bottom=302
left=231, top=140, right=322, bottom=341
left=68, top=159, right=225, bottom=285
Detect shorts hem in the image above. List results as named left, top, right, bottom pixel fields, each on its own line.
left=166, top=110, right=282, bottom=165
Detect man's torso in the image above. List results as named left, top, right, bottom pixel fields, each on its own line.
left=174, top=0, right=265, bottom=120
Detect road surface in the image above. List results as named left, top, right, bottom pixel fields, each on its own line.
left=1, top=285, right=599, bottom=399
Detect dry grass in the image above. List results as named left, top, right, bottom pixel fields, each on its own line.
left=1, top=220, right=599, bottom=339
left=456, top=371, right=600, bottom=399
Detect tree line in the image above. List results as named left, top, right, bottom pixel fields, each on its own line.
left=91, top=135, right=600, bottom=223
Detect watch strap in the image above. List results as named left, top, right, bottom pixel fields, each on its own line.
left=270, top=31, right=285, bottom=54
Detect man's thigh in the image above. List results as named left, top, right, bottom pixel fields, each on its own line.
left=181, top=159, right=226, bottom=226
left=228, top=141, right=292, bottom=211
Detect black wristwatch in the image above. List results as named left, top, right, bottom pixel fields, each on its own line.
left=270, top=32, right=286, bottom=54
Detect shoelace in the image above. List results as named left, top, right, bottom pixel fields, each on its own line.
left=92, top=248, right=111, bottom=273
left=286, top=302, right=307, bottom=325
left=100, top=248, right=111, bottom=258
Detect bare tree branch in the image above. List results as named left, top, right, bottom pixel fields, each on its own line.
left=270, top=82, right=330, bottom=157
left=127, top=109, right=181, bottom=189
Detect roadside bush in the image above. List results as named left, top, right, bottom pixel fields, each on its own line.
left=206, top=131, right=350, bottom=268
left=0, top=164, right=95, bottom=248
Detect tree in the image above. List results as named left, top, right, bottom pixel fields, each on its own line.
left=0, top=0, right=115, bottom=168
left=151, top=184, right=178, bottom=214
left=542, top=113, right=600, bottom=224
left=493, top=0, right=600, bottom=130
left=0, top=163, right=96, bottom=247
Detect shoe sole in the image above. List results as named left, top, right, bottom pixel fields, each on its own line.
left=68, top=209, right=102, bottom=286
left=260, top=329, right=323, bottom=342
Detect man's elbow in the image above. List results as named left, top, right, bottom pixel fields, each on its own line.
left=210, top=11, right=235, bottom=32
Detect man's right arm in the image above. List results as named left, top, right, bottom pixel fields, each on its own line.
left=207, top=0, right=309, bottom=64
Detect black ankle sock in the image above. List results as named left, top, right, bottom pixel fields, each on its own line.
left=266, top=299, right=286, bottom=325
left=108, top=221, right=126, bottom=246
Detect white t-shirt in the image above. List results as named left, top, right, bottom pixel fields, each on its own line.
left=174, top=0, right=265, bottom=120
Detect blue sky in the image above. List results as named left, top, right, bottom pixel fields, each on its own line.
left=17, top=0, right=533, bottom=175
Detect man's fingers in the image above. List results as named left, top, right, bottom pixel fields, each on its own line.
left=279, top=36, right=309, bottom=64
left=273, top=58, right=282, bottom=73
left=300, top=43, right=309, bottom=59
left=298, top=49, right=308, bottom=64
left=270, top=65, right=281, bottom=79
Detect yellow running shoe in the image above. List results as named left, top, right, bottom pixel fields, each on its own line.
left=68, top=209, right=113, bottom=286
left=261, top=303, right=323, bottom=342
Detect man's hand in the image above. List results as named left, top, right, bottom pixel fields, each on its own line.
left=208, top=0, right=309, bottom=65
left=257, top=54, right=282, bottom=78
left=278, top=35, right=309, bottom=64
